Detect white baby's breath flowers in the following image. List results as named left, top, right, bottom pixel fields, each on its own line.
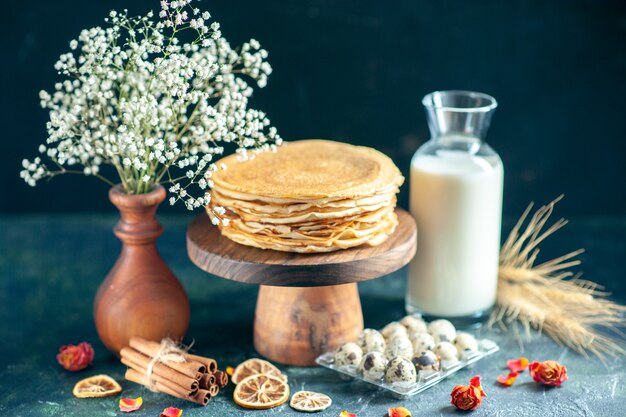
left=21, top=0, right=281, bottom=223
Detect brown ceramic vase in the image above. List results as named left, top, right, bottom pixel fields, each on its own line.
left=94, top=184, right=190, bottom=354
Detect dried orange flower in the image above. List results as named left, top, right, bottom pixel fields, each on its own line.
left=339, top=411, right=357, bottom=417
left=496, top=371, right=519, bottom=386
left=56, top=342, right=94, bottom=371
left=507, top=357, right=529, bottom=373
left=450, top=375, right=486, bottom=411
left=388, top=406, right=411, bottom=417
left=226, top=366, right=235, bottom=376
left=529, top=360, right=567, bottom=387
left=119, top=397, right=143, bottom=412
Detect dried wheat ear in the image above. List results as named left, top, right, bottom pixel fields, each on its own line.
left=491, top=195, right=626, bottom=362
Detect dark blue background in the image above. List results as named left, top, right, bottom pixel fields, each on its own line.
left=2, top=0, right=625, bottom=214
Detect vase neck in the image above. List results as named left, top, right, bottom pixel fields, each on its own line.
left=422, top=90, right=497, bottom=142
left=109, top=185, right=166, bottom=245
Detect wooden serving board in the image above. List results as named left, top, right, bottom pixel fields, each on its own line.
left=187, top=208, right=416, bottom=287
left=186, top=208, right=417, bottom=365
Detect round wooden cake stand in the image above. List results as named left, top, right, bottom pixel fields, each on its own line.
left=187, top=208, right=416, bottom=366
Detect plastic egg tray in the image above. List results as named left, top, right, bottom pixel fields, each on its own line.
left=316, top=338, right=499, bottom=398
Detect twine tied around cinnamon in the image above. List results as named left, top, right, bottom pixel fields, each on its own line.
left=145, top=338, right=191, bottom=391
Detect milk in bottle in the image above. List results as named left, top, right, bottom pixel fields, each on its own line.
left=406, top=91, right=503, bottom=327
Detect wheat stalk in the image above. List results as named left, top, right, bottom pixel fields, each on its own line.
left=490, top=196, right=626, bottom=361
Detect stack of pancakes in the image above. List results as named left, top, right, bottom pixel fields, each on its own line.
left=208, top=140, right=404, bottom=253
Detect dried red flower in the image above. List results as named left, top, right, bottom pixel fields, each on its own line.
left=339, top=412, right=357, bottom=417
left=56, top=342, right=94, bottom=371
left=388, top=406, right=411, bottom=417
left=507, top=357, right=529, bottom=373
left=496, top=371, right=519, bottom=386
left=160, top=407, right=183, bottom=417
left=119, top=397, right=143, bottom=413
left=529, top=360, right=567, bottom=387
left=469, top=376, right=486, bottom=397
left=450, top=375, right=486, bottom=411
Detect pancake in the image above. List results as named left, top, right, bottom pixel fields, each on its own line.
left=212, top=140, right=403, bottom=200
left=228, top=212, right=393, bottom=241
left=211, top=189, right=396, bottom=215
left=207, top=139, right=404, bottom=253
left=211, top=203, right=395, bottom=232
left=210, top=210, right=399, bottom=253
left=223, top=198, right=396, bottom=225
left=212, top=180, right=401, bottom=205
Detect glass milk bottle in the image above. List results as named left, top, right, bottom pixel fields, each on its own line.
left=406, top=91, right=503, bottom=327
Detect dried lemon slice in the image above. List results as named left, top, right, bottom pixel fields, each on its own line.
left=233, top=374, right=290, bottom=409
left=289, top=390, right=332, bottom=412
left=72, top=374, right=122, bottom=398
left=231, top=358, right=287, bottom=384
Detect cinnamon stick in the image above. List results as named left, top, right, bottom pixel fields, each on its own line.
left=129, top=338, right=206, bottom=377
left=208, top=383, right=219, bottom=397
left=125, top=368, right=207, bottom=405
left=198, top=373, right=216, bottom=390
left=190, top=389, right=212, bottom=406
left=122, top=357, right=198, bottom=396
left=186, top=353, right=217, bottom=373
left=214, top=370, right=229, bottom=388
left=120, top=347, right=199, bottom=392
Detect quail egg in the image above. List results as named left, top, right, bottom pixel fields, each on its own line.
left=433, top=341, right=459, bottom=362
left=358, top=328, right=386, bottom=353
left=384, top=336, right=413, bottom=359
left=412, top=350, right=441, bottom=373
left=453, top=332, right=479, bottom=356
left=428, top=319, right=456, bottom=343
left=400, top=315, right=428, bottom=334
left=410, top=332, right=435, bottom=353
left=381, top=322, right=408, bottom=341
left=334, top=342, right=363, bottom=366
left=384, top=356, right=417, bottom=384
left=357, top=351, right=388, bottom=381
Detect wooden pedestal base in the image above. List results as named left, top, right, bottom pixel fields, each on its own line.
left=253, top=283, right=363, bottom=366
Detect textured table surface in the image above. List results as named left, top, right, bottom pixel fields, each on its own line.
left=1, top=214, right=624, bottom=416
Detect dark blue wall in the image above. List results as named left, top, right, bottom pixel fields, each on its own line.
left=2, top=0, right=625, bottom=214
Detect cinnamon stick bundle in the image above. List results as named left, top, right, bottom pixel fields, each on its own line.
left=120, top=347, right=199, bottom=392
left=129, top=338, right=206, bottom=377
left=121, top=337, right=228, bottom=406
